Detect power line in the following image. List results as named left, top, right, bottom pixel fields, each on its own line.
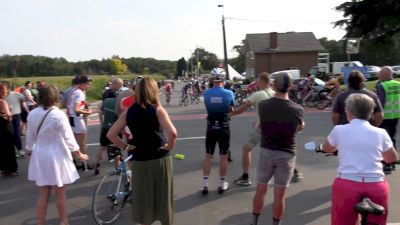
left=225, top=17, right=333, bottom=25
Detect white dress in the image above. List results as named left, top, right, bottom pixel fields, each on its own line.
left=26, top=106, right=80, bottom=187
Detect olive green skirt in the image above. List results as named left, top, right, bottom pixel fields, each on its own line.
left=131, top=156, right=174, bottom=225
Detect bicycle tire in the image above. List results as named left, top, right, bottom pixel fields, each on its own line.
left=92, top=171, right=129, bottom=225
left=314, top=91, right=331, bottom=110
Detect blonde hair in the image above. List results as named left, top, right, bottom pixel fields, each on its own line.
left=135, top=77, right=160, bottom=107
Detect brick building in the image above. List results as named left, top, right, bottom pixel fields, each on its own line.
left=244, top=32, right=325, bottom=77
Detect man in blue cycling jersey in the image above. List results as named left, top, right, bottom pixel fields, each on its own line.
left=202, top=68, right=235, bottom=195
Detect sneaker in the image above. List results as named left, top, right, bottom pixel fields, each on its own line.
left=18, top=150, right=26, bottom=157
left=218, top=181, right=229, bottom=194
left=234, top=176, right=252, bottom=186
left=291, top=172, right=303, bottom=183
left=202, top=187, right=209, bottom=195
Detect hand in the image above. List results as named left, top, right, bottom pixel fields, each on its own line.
left=79, top=153, right=89, bottom=161
left=159, top=143, right=172, bottom=151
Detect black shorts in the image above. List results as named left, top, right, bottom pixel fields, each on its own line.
left=100, top=128, right=112, bottom=147
left=205, top=125, right=230, bottom=155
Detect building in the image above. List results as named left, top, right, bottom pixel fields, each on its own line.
left=244, top=32, right=325, bottom=77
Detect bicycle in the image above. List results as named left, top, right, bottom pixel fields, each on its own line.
left=165, top=90, right=171, bottom=105
left=179, top=93, right=189, bottom=106
left=92, top=145, right=132, bottom=225
left=304, top=141, right=400, bottom=225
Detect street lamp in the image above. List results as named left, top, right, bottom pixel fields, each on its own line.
left=218, top=4, right=230, bottom=80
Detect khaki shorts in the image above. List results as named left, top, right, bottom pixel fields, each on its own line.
left=247, top=127, right=261, bottom=147
left=256, top=148, right=296, bottom=187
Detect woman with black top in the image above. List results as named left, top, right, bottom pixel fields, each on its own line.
left=107, top=77, right=177, bottom=225
left=0, top=82, right=19, bottom=176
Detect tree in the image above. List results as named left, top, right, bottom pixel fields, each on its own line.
left=110, top=58, right=127, bottom=75
left=229, top=40, right=245, bottom=73
left=189, top=48, right=219, bottom=75
left=334, top=0, right=400, bottom=43
left=176, top=57, right=186, bottom=78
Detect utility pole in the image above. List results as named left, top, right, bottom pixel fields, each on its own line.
left=218, top=5, right=229, bottom=80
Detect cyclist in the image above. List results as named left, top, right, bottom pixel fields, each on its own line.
left=230, top=72, right=275, bottom=186
left=165, top=82, right=173, bottom=105
left=250, top=72, right=304, bottom=225
left=181, top=82, right=192, bottom=102
left=322, top=93, right=398, bottom=225
left=202, top=68, right=235, bottom=195
left=93, top=79, right=123, bottom=175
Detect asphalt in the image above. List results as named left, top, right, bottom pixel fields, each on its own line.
left=1, top=83, right=400, bottom=225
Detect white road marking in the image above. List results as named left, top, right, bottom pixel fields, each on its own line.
left=86, top=136, right=205, bottom=146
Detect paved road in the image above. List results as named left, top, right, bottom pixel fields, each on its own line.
left=1, top=83, right=400, bottom=225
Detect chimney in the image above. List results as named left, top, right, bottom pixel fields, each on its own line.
left=269, top=32, right=278, bottom=50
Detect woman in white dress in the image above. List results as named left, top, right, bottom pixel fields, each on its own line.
left=26, top=85, right=89, bottom=225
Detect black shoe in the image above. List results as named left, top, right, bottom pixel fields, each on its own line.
left=202, top=187, right=209, bottom=195
left=94, top=167, right=99, bottom=175
left=234, top=176, right=252, bottom=186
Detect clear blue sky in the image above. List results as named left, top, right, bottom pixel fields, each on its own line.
left=0, top=0, right=347, bottom=62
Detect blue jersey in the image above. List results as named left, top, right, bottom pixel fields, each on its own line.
left=204, top=87, right=235, bottom=122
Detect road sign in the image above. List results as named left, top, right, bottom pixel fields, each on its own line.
left=346, top=38, right=361, bottom=54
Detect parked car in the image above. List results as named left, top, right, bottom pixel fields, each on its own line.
left=366, top=66, right=381, bottom=80
left=391, top=65, right=400, bottom=77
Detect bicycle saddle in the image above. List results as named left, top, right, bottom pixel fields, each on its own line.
left=354, top=197, right=385, bottom=215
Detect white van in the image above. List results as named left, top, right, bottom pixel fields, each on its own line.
left=271, top=69, right=301, bottom=80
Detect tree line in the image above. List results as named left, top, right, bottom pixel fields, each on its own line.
left=0, top=55, right=177, bottom=78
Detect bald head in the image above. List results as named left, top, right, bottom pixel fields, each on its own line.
left=378, top=66, right=393, bottom=81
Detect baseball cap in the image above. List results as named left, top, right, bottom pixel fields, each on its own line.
left=75, top=75, right=92, bottom=84
left=273, top=72, right=293, bottom=92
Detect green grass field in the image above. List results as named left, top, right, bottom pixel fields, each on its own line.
left=2, top=74, right=165, bottom=102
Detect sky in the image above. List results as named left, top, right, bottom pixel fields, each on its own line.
left=0, top=0, right=348, bottom=62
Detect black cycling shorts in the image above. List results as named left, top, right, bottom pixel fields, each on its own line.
left=205, top=125, right=230, bottom=155
left=100, top=128, right=112, bottom=147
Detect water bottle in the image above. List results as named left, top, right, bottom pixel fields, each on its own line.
left=126, top=170, right=132, bottom=182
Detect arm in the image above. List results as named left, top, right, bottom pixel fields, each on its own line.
left=382, top=147, right=398, bottom=163
left=24, top=90, right=36, bottom=105
left=59, top=113, right=89, bottom=160
left=107, top=111, right=129, bottom=150
left=230, top=101, right=252, bottom=116
left=332, top=112, right=340, bottom=125
left=322, top=140, right=337, bottom=153
left=0, top=100, right=12, bottom=121
left=373, top=112, right=383, bottom=127
left=74, top=101, right=92, bottom=115
left=157, top=106, right=177, bottom=150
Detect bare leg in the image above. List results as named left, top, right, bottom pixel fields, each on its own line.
left=242, top=143, right=253, bottom=174
left=55, top=186, right=68, bottom=225
left=37, top=186, right=52, bottom=225
left=253, top=183, right=268, bottom=214
left=95, top=146, right=105, bottom=165
left=203, top=154, right=213, bottom=176
left=219, top=154, right=228, bottom=177
left=272, top=186, right=288, bottom=220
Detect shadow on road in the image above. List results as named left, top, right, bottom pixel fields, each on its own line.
left=220, top=185, right=331, bottom=225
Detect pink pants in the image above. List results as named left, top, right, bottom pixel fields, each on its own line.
left=331, top=177, right=389, bottom=225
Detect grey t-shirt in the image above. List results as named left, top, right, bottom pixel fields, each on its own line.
left=6, top=91, right=25, bottom=115
left=333, top=88, right=383, bottom=125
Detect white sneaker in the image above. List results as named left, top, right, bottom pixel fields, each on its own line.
left=218, top=181, right=229, bottom=194
left=18, top=150, right=26, bottom=156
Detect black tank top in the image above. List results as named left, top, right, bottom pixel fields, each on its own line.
left=126, top=103, right=168, bottom=161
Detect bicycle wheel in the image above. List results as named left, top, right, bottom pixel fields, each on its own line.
left=92, top=171, right=130, bottom=225
left=314, top=91, right=331, bottom=110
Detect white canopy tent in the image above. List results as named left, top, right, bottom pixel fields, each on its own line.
left=227, top=64, right=246, bottom=80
